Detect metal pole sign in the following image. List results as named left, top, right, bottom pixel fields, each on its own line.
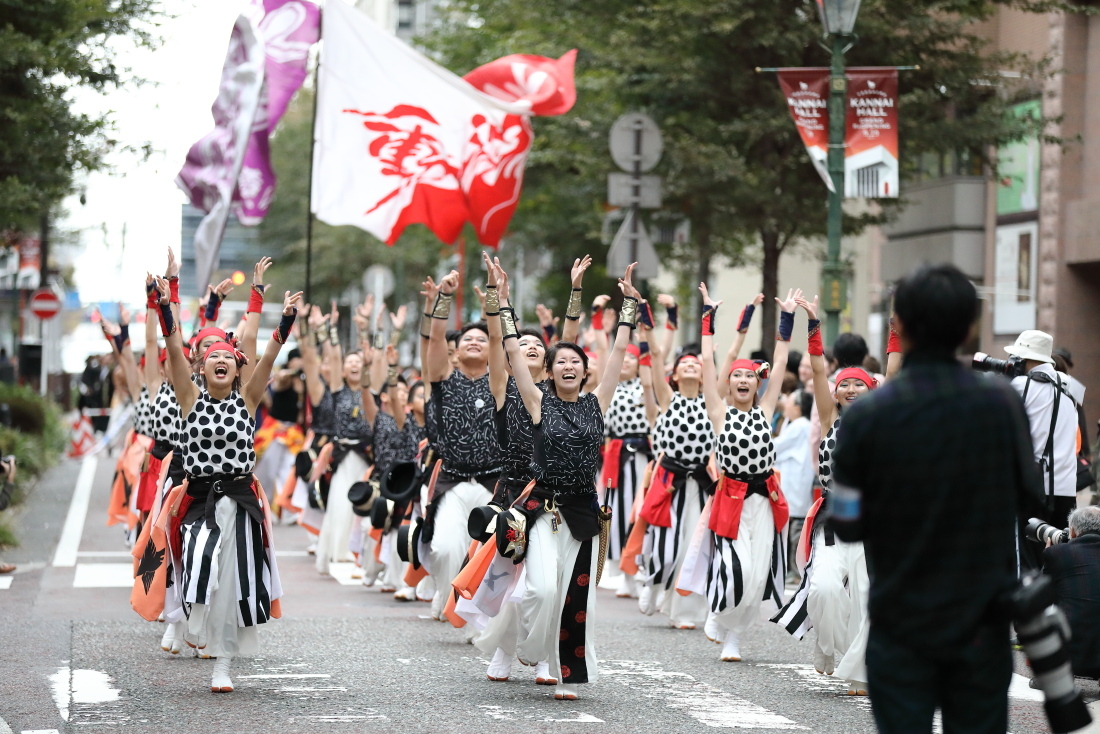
left=607, top=113, right=663, bottom=279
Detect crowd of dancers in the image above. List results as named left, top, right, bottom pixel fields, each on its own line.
left=99, top=248, right=900, bottom=700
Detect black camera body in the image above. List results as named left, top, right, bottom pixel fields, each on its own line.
left=973, top=352, right=1028, bottom=378
left=1025, top=517, right=1070, bottom=546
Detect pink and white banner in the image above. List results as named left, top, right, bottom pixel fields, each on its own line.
left=311, top=0, right=575, bottom=247
left=176, top=0, right=318, bottom=290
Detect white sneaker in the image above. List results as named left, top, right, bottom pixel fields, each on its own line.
left=160, top=623, right=181, bottom=654
left=720, top=632, right=742, bottom=662
left=616, top=574, right=638, bottom=598
left=393, top=586, right=417, bottom=602
left=486, top=648, right=512, bottom=681
left=554, top=683, right=578, bottom=700
left=210, top=656, right=233, bottom=692
left=814, top=642, right=835, bottom=675
left=846, top=680, right=868, bottom=696
left=535, top=661, right=557, bottom=685
left=430, top=591, right=444, bottom=621
left=306, top=542, right=317, bottom=556
left=638, top=585, right=656, bottom=615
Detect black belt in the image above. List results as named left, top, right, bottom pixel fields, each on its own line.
left=183, top=473, right=264, bottom=530
left=151, top=440, right=173, bottom=461
left=439, top=468, right=501, bottom=486
left=818, top=487, right=835, bottom=546
left=660, top=455, right=714, bottom=494
left=493, top=474, right=532, bottom=507
left=530, top=484, right=600, bottom=540
left=722, top=470, right=774, bottom=499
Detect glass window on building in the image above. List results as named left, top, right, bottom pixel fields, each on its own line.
left=397, top=0, right=415, bottom=30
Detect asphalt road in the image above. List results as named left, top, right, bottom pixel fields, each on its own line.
left=0, top=455, right=1096, bottom=734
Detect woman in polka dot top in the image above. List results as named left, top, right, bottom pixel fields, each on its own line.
left=154, top=275, right=301, bottom=695
left=635, top=295, right=715, bottom=631
left=772, top=295, right=902, bottom=696
left=692, top=282, right=798, bottom=663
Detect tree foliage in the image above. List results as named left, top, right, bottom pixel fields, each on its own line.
left=0, top=0, right=160, bottom=230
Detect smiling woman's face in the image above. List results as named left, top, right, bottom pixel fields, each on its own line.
left=552, top=348, right=586, bottom=396
left=728, top=368, right=759, bottom=406
left=518, top=334, right=546, bottom=370
left=835, top=377, right=869, bottom=405
left=204, top=350, right=238, bottom=390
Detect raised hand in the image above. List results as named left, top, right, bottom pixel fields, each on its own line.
left=796, top=295, right=820, bottom=320
left=252, top=256, right=272, bottom=287
left=155, top=276, right=170, bottom=304
left=494, top=258, right=510, bottom=303
left=698, top=281, right=723, bottom=310
left=776, top=288, right=802, bottom=314
left=283, top=291, right=303, bottom=315
left=308, top=304, right=327, bottom=328
left=617, top=262, right=640, bottom=300
left=472, top=286, right=488, bottom=310
left=330, top=299, right=340, bottom=325
left=535, top=303, right=557, bottom=328
left=385, top=343, right=399, bottom=366
left=165, top=247, right=180, bottom=278
left=420, top=275, right=440, bottom=307
left=438, top=270, right=460, bottom=295
left=118, top=303, right=131, bottom=326
left=482, top=252, right=498, bottom=287
left=214, top=278, right=235, bottom=298
left=390, top=305, right=407, bottom=331
left=657, top=293, right=676, bottom=308
left=592, top=294, right=611, bottom=311
left=571, top=254, right=593, bottom=288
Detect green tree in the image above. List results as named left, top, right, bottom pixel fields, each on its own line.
left=421, top=0, right=1054, bottom=352
left=0, top=0, right=160, bottom=231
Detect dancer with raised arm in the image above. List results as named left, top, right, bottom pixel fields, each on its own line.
left=155, top=274, right=300, bottom=692
left=692, top=283, right=794, bottom=662
left=500, top=261, right=640, bottom=701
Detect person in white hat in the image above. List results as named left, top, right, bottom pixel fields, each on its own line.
left=1006, top=330, right=1085, bottom=568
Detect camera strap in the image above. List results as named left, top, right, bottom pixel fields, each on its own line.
left=1023, top=371, right=1065, bottom=498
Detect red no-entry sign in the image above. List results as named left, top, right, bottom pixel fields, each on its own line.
left=30, top=289, right=61, bottom=319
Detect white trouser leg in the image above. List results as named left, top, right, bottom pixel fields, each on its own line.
left=806, top=529, right=854, bottom=659
left=835, top=541, right=870, bottom=684
left=428, top=482, right=493, bottom=612
left=316, top=452, right=367, bottom=574
left=714, top=495, right=776, bottom=637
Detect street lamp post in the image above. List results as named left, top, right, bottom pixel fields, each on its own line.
left=817, top=0, right=861, bottom=344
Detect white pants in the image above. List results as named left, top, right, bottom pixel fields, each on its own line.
left=710, top=495, right=776, bottom=637
left=428, top=481, right=493, bottom=615
left=806, top=528, right=868, bottom=662
left=517, top=513, right=599, bottom=684
left=254, top=439, right=293, bottom=504
left=642, top=476, right=708, bottom=625
left=316, top=451, right=368, bottom=574
left=381, top=530, right=407, bottom=589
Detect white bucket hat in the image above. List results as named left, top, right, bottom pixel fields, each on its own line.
left=1004, top=330, right=1055, bottom=364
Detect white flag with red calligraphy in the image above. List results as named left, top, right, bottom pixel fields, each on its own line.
left=311, top=0, right=575, bottom=247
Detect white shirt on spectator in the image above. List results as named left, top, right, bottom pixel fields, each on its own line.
left=1011, top=364, right=1083, bottom=499
left=775, top=415, right=815, bottom=517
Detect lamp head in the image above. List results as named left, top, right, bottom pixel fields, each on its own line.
left=816, top=0, right=861, bottom=35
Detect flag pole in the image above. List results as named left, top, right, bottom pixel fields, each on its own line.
left=304, top=2, right=324, bottom=304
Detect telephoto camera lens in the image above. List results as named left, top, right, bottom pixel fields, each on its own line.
left=1010, top=573, right=1092, bottom=733
left=972, top=352, right=1027, bottom=377
left=1025, top=517, right=1070, bottom=545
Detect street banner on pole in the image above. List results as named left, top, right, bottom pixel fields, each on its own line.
left=175, top=9, right=266, bottom=291
left=844, top=67, right=899, bottom=198
left=777, top=67, right=899, bottom=198
left=777, top=68, right=833, bottom=192
left=236, top=0, right=321, bottom=225
left=311, top=0, right=575, bottom=248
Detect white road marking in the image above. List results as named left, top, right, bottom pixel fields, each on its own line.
left=602, top=660, right=807, bottom=729
left=479, top=705, right=605, bottom=723
left=48, top=667, right=120, bottom=722
left=52, top=457, right=98, bottom=567
left=278, top=687, right=348, bottom=692
left=0, top=576, right=12, bottom=590
left=326, top=562, right=365, bottom=586
left=237, top=674, right=332, bottom=679
left=75, top=551, right=131, bottom=558
left=1008, top=673, right=1044, bottom=702
left=755, top=663, right=871, bottom=710
left=21, top=730, right=61, bottom=734
left=72, top=564, right=133, bottom=588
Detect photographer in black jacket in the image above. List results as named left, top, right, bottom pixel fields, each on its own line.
left=830, top=264, right=1045, bottom=734
left=1044, top=506, right=1100, bottom=679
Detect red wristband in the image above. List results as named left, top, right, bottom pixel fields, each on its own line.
left=168, top=277, right=180, bottom=305
left=887, top=318, right=902, bottom=354
left=701, top=306, right=717, bottom=337
left=638, top=354, right=652, bottom=367
left=248, top=286, right=265, bottom=314
left=591, top=307, right=603, bottom=331
left=807, top=319, right=823, bottom=356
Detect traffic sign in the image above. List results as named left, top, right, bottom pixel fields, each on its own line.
left=609, top=113, right=663, bottom=173
left=607, top=210, right=660, bottom=280
left=363, top=264, right=395, bottom=299
left=30, top=288, right=61, bottom=320
left=607, top=173, right=662, bottom=209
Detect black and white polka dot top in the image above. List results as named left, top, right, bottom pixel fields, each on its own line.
left=604, top=378, right=649, bottom=438
left=151, top=381, right=180, bottom=447
left=133, top=386, right=152, bottom=437
left=818, top=419, right=840, bottom=491
left=181, top=390, right=256, bottom=477
left=654, top=392, right=715, bottom=467
left=716, top=406, right=775, bottom=476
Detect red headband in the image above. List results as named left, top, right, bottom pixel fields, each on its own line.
left=194, top=327, right=227, bottom=346
left=203, top=341, right=248, bottom=366
left=158, top=347, right=168, bottom=364
left=625, top=344, right=641, bottom=358
left=834, top=367, right=877, bottom=391
left=729, top=359, right=769, bottom=379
